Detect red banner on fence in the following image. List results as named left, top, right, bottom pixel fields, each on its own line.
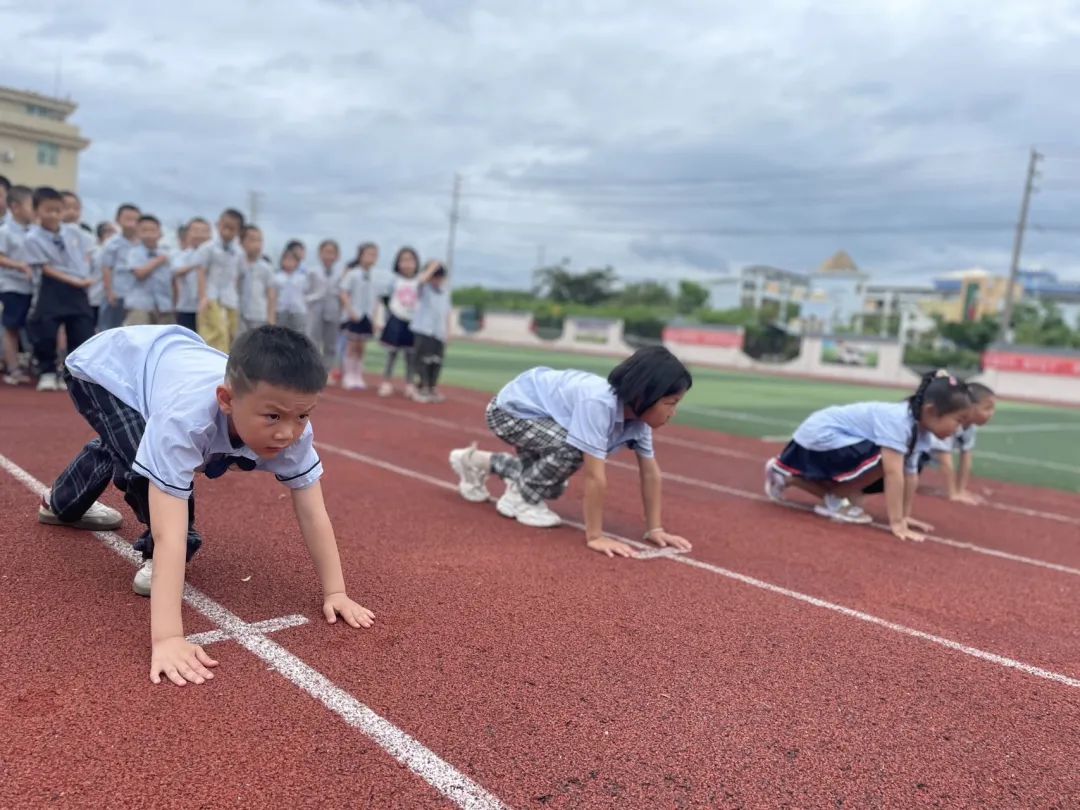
left=663, top=326, right=744, bottom=349
left=983, top=349, right=1080, bottom=376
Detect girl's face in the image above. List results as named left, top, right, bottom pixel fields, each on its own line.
left=968, top=397, right=996, bottom=427
left=282, top=252, right=299, bottom=273
left=639, top=391, right=686, bottom=429
left=397, top=251, right=418, bottom=277
left=361, top=246, right=378, bottom=268
left=319, top=244, right=339, bottom=268
left=921, top=404, right=966, bottom=440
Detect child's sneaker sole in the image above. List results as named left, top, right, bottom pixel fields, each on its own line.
left=813, top=503, right=873, bottom=524
left=38, top=498, right=123, bottom=531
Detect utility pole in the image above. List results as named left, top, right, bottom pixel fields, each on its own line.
left=446, top=173, right=461, bottom=272
left=999, top=147, right=1042, bottom=343
left=248, top=190, right=263, bottom=225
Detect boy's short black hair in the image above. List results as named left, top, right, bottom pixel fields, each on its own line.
left=187, top=216, right=209, bottom=228
left=60, top=190, right=79, bottom=202
left=138, top=214, right=161, bottom=227
left=9, top=185, right=33, bottom=206
left=608, top=346, right=693, bottom=416
left=225, top=325, right=327, bottom=395
left=116, top=203, right=140, bottom=219
left=33, top=186, right=63, bottom=209
left=241, top=224, right=261, bottom=239
left=0, top=175, right=10, bottom=192
left=285, top=238, right=305, bottom=252
left=96, top=221, right=113, bottom=239
left=221, top=208, right=245, bottom=227
left=966, top=382, right=995, bottom=402
left=318, top=238, right=339, bottom=252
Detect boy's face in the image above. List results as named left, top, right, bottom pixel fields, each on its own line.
left=138, top=220, right=161, bottom=247
left=968, top=397, right=996, bottom=427
left=62, top=196, right=81, bottom=223
left=117, top=209, right=140, bottom=236
left=218, top=215, right=240, bottom=243
left=217, top=382, right=319, bottom=459
left=12, top=196, right=34, bottom=224
left=242, top=229, right=263, bottom=258
left=187, top=221, right=211, bottom=246
left=37, top=199, right=63, bottom=232
left=361, top=246, right=377, bottom=268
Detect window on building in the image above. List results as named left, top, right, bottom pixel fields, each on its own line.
left=25, top=104, right=63, bottom=121
left=36, top=142, right=60, bottom=166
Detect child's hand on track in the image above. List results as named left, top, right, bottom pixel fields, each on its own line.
left=890, top=522, right=926, bottom=543
left=323, top=593, right=375, bottom=628
left=586, top=537, right=639, bottom=559
left=906, top=517, right=934, bottom=533
left=647, top=530, right=692, bottom=551
left=950, top=491, right=983, bottom=506
left=150, top=636, right=218, bottom=686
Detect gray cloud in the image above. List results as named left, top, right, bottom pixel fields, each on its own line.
left=2, top=0, right=1080, bottom=289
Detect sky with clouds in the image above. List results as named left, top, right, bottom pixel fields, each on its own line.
left=3, top=0, right=1080, bottom=290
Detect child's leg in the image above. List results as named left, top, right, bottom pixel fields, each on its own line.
left=383, top=348, right=399, bottom=378
left=403, top=347, right=418, bottom=391
left=487, top=409, right=583, bottom=504
left=2, top=327, right=19, bottom=375
left=28, top=309, right=61, bottom=378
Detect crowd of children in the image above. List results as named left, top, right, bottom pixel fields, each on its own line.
left=0, top=177, right=452, bottom=403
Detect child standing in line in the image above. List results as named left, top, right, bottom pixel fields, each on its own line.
left=0, top=185, right=35, bottom=385
left=238, top=224, right=276, bottom=333
left=174, top=218, right=210, bottom=333
left=449, top=347, right=694, bottom=558
left=309, top=239, right=344, bottom=380
left=197, top=208, right=244, bottom=352
left=24, top=187, right=97, bottom=392
left=338, top=242, right=379, bottom=391
left=123, top=215, right=174, bottom=326
left=273, top=246, right=311, bottom=333
left=378, top=246, right=421, bottom=399
left=37, top=324, right=374, bottom=686
left=89, top=221, right=118, bottom=329
left=98, top=204, right=141, bottom=331
left=764, top=370, right=973, bottom=541
left=410, top=260, right=451, bottom=403
left=929, top=382, right=996, bottom=505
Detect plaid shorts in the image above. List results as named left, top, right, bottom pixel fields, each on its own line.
left=486, top=399, right=584, bottom=505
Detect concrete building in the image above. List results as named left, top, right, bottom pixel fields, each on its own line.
left=800, top=251, right=870, bottom=334
left=708, top=264, right=809, bottom=313
left=0, top=86, right=89, bottom=190
left=926, top=269, right=1019, bottom=323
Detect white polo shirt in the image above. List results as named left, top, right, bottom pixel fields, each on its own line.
left=65, top=325, right=323, bottom=498
left=793, top=401, right=934, bottom=474
left=495, top=367, right=655, bottom=460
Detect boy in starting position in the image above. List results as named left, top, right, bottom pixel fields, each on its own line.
left=38, top=324, right=374, bottom=686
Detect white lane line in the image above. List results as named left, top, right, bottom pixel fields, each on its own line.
left=976, top=451, right=1080, bottom=475
left=324, top=395, right=1080, bottom=572
left=187, top=614, right=309, bottom=646
left=312, top=440, right=1080, bottom=691
left=980, top=423, right=1080, bottom=434
left=0, top=453, right=507, bottom=810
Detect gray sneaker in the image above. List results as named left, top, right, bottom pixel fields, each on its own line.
left=38, top=493, right=123, bottom=531
left=449, top=443, right=491, bottom=502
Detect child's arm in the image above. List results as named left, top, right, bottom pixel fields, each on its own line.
left=0, top=253, right=32, bottom=276
left=340, top=289, right=357, bottom=320
left=41, top=263, right=92, bottom=288
left=147, top=486, right=218, bottom=686
left=935, top=451, right=958, bottom=498
left=266, top=285, right=278, bottom=325
left=133, top=254, right=167, bottom=282
left=581, top=454, right=637, bottom=558
left=636, top=456, right=692, bottom=551
left=955, top=451, right=983, bottom=503
left=417, top=260, right=441, bottom=286
left=196, top=266, right=209, bottom=312
left=290, top=482, right=375, bottom=628
left=882, top=449, right=924, bottom=541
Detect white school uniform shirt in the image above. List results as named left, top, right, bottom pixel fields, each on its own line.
left=311, top=262, right=345, bottom=323
left=25, top=224, right=91, bottom=280
left=203, top=236, right=242, bottom=309
left=273, top=267, right=312, bottom=316
left=386, top=276, right=421, bottom=322
left=65, top=325, right=323, bottom=498
left=0, top=219, right=34, bottom=295
left=339, top=267, right=378, bottom=321
left=99, top=234, right=139, bottom=298
left=124, top=244, right=174, bottom=312
left=411, top=282, right=451, bottom=342
left=496, top=368, right=655, bottom=460
left=87, top=242, right=109, bottom=307
left=1, top=210, right=12, bottom=228
left=239, top=255, right=275, bottom=323
left=928, top=424, right=978, bottom=454
left=171, top=247, right=198, bottom=314
left=793, top=401, right=934, bottom=474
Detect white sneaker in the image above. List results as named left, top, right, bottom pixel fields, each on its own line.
left=764, top=458, right=788, bottom=502
left=132, top=560, right=153, bottom=597
left=377, top=381, right=394, bottom=398
left=36, top=372, right=59, bottom=392
left=449, top=444, right=491, bottom=502
left=38, top=492, right=123, bottom=530
left=814, top=494, right=873, bottom=524
left=495, top=481, right=526, bottom=518
left=55, top=375, right=68, bottom=392
left=496, top=483, right=562, bottom=527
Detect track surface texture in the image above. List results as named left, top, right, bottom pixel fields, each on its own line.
left=2, top=384, right=1079, bottom=809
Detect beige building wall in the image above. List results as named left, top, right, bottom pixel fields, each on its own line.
left=0, top=86, right=90, bottom=191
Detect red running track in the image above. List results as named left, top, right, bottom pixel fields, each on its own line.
left=2, top=384, right=1079, bottom=808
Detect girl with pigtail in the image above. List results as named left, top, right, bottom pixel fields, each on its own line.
left=764, top=370, right=972, bottom=542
